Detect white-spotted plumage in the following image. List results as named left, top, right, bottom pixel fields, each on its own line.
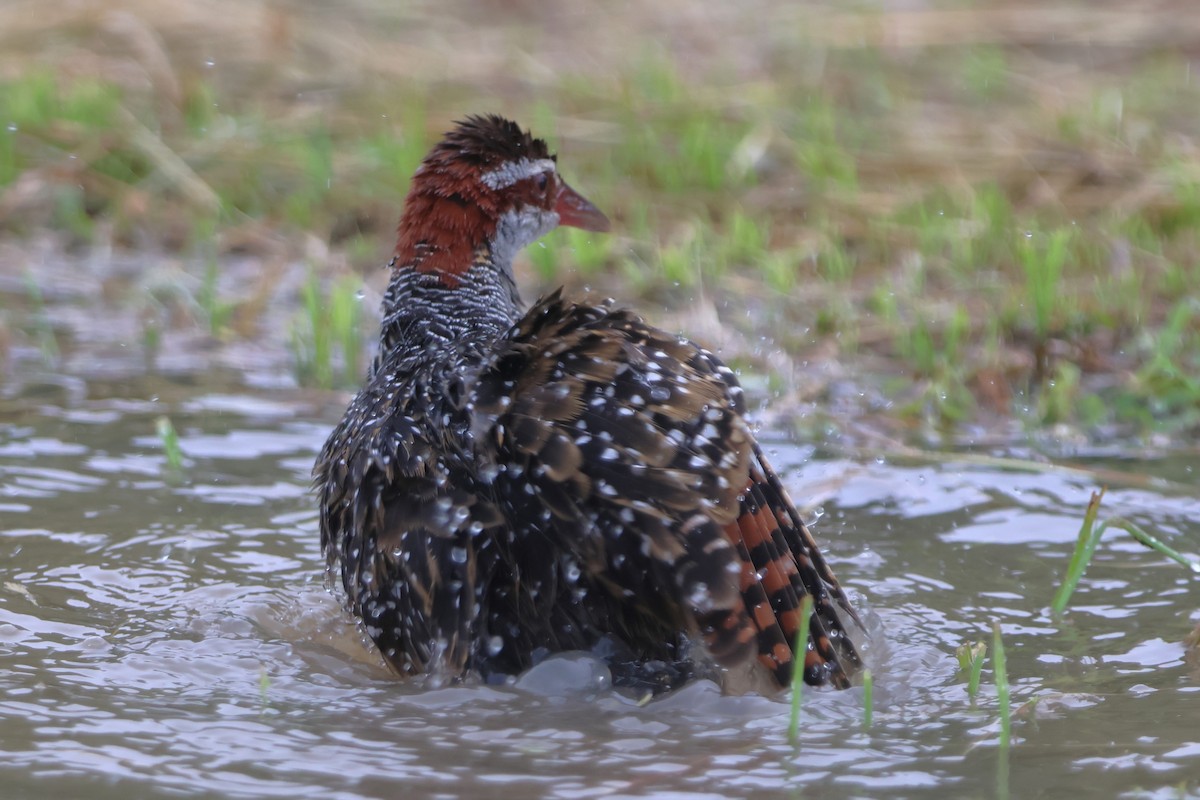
left=314, top=115, right=861, bottom=694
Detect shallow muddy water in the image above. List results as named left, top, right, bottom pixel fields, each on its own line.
left=1, top=373, right=1198, bottom=799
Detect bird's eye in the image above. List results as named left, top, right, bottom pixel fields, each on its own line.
left=536, top=173, right=549, bottom=192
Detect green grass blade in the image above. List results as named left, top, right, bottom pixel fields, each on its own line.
left=1051, top=489, right=1106, bottom=615
left=787, top=594, right=814, bottom=746
left=1100, top=517, right=1200, bottom=573
left=992, top=623, right=1011, bottom=749
left=258, top=664, right=272, bottom=714
left=862, top=668, right=873, bottom=730
left=329, top=277, right=363, bottom=386
left=155, top=416, right=184, bottom=471
left=956, top=640, right=988, bottom=703
left=23, top=270, right=59, bottom=363
left=1053, top=491, right=1198, bottom=616
left=997, top=741, right=1010, bottom=800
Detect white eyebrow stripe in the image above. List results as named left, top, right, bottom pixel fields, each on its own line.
left=479, top=158, right=557, bottom=190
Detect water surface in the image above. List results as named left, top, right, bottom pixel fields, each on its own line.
left=1, top=379, right=1198, bottom=799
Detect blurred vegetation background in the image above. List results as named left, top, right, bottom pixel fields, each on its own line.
left=1, top=0, right=1199, bottom=441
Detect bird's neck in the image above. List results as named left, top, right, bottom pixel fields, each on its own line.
left=378, top=242, right=525, bottom=361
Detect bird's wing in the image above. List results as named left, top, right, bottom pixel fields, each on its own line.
left=473, top=292, right=859, bottom=687
left=727, top=442, right=862, bottom=689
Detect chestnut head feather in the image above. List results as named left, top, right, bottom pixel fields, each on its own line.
left=394, top=115, right=609, bottom=285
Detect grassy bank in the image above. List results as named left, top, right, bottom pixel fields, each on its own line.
left=1, top=1, right=1198, bottom=441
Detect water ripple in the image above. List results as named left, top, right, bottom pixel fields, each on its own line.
left=0, top=405, right=1196, bottom=798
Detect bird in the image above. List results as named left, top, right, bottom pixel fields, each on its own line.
left=313, top=114, right=861, bottom=695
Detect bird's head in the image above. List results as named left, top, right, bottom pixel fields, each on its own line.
left=394, top=115, right=609, bottom=285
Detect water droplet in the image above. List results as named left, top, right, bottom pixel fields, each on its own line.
left=486, top=636, right=504, bottom=656
left=5, top=123, right=16, bottom=133
left=449, top=547, right=468, bottom=564
left=204, top=59, right=215, bottom=68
